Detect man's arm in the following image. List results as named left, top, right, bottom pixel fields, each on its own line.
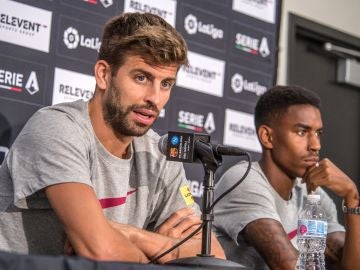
left=303, top=158, right=360, bottom=270
left=243, top=218, right=298, bottom=270
left=44, top=182, right=149, bottom=262
left=325, top=231, right=344, bottom=269
left=110, top=207, right=226, bottom=263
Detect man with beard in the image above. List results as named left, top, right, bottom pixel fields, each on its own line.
left=213, top=85, right=360, bottom=270
left=0, top=13, right=225, bottom=263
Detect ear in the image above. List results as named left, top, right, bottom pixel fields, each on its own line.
left=258, top=125, right=273, bottom=149
left=94, top=60, right=111, bottom=91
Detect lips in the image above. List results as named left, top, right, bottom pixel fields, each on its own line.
left=303, top=156, right=319, bottom=167
left=132, top=108, right=158, bottom=126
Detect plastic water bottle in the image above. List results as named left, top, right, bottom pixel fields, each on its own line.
left=296, top=194, right=328, bottom=270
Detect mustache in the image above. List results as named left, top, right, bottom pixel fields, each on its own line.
left=128, top=103, right=160, bottom=114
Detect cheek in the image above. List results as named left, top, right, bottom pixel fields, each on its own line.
left=159, top=91, right=171, bottom=106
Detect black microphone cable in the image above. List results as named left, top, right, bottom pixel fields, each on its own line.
left=208, top=151, right=251, bottom=212
left=149, top=151, right=252, bottom=264
left=149, top=221, right=204, bottom=263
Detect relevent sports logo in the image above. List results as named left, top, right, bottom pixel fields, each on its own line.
left=0, top=0, right=52, bottom=52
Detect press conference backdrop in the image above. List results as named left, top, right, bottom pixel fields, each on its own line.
left=0, top=0, right=281, bottom=203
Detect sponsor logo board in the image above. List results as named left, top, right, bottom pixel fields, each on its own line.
left=176, top=51, right=225, bottom=97
left=232, top=22, right=274, bottom=63
left=225, top=64, right=271, bottom=105
left=0, top=55, right=46, bottom=105
left=152, top=107, right=169, bottom=132
left=232, top=0, right=276, bottom=24
left=57, top=16, right=102, bottom=63
left=0, top=0, right=52, bottom=52
left=61, top=0, right=117, bottom=16
left=124, top=0, right=177, bottom=27
left=223, top=108, right=261, bottom=153
left=180, top=4, right=226, bottom=51
left=171, top=99, right=220, bottom=141
left=52, top=67, right=95, bottom=104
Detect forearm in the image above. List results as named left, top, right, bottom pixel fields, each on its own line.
left=67, top=224, right=149, bottom=263
left=245, top=219, right=299, bottom=270
left=341, top=193, right=360, bottom=270
left=110, top=223, right=224, bottom=264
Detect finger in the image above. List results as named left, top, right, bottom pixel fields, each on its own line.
left=181, top=224, right=202, bottom=238
left=63, top=238, right=75, bottom=255
left=306, top=182, right=318, bottom=194
left=167, top=216, right=201, bottom=238
left=157, top=208, right=195, bottom=235
left=302, top=161, right=321, bottom=182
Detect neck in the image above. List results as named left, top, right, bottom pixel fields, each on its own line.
left=259, top=155, right=295, bottom=201
left=88, top=94, right=133, bottom=159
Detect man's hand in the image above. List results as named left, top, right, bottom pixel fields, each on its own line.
left=156, top=207, right=202, bottom=238
left=302, top=158, right=358, bottom=203
left=108, top=208, right=225, bottom=263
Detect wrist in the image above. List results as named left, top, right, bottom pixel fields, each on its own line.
left=343, top=183, right=359, bottom=208
left=342, top=198, right=360, bottom=214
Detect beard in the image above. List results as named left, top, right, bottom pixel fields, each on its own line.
left=102, top=82, right=159, bottom=137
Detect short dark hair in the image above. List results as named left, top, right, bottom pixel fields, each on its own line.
left=254, top=85, right=321, bottom=129
left=98, top=12, right=188, bottom=75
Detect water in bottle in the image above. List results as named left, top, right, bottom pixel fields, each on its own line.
left=296, top=193, right=328, bottom=270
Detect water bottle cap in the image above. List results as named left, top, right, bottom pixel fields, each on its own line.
left=307, top=193, right=321, bottom=202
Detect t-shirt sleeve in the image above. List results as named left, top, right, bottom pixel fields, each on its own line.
left=151, top=162, right=200, bottom=229
left=6, top=110, right=92, bottom=209
left=213, top=163, right=281, bottom=244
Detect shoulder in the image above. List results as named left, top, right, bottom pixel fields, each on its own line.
left=12, top=100, right=93, bottom=154
left=216, top=161, right=268, bottom=192
left=21, top=100, right=91, bottom=138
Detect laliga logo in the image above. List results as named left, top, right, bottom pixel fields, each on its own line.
left=63, top=27, right=79, bottom=49
left=231, top=73, right=244, bottom=93
left=63, top=26, right=101, bottom=51
left=184, top=14, right=223, bottom=39
left=184, top=14, right=197, bottom=35
left=231, top=73, right=267, bottom=96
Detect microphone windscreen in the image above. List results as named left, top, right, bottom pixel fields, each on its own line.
left=158, top=134, right=168, bottom=155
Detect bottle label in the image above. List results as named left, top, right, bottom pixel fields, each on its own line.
left=298, top=219, right=328, bottom=238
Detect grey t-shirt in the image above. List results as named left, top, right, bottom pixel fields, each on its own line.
left=0, top=100, right=196, bottom=255
left=213, top=161, right=344, bottom=269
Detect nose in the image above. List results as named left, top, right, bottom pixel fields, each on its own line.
left=144, top=85, right=161, bottom=107
left=309, top=132, right=321, bottom=153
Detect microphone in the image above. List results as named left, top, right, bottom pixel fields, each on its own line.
left=158, top=131, right=247, bottom=163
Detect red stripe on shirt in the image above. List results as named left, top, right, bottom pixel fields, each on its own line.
left=99, top=189, right=137, bottom=209
left=288, top=229, right=297, bottom=240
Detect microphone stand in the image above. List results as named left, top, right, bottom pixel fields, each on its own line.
left=166, top=141, right=245, bottom=269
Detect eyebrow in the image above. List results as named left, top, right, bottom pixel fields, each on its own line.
left=130, top=68, right=176, bottom=82
left=294, top=123, right=323, bottom=132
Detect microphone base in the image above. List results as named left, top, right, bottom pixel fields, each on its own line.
left=165, top=256, right=245, bottom=269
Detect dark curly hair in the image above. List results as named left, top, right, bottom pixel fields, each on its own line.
left=98, top=12, right=188, bottom=75
left=254, top=85, right=321, bottom=129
